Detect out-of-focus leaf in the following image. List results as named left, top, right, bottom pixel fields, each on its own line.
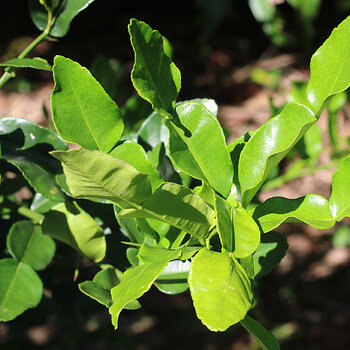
left=0, top=57, right=51, bottom=71
left=29, top=0, right=96, bottom=38
left=306, top=15, right=350, bottom=113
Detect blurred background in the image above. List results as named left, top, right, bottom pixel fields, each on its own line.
left=1, top=1, right=350, bottom=349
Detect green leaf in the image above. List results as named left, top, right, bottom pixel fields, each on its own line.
left=155, top=260, right=190, bottom=295
left=252, top=195, right=335, bottom=232
left=0, top=58, right=51, bottom=71
left=215, top=196, right=260, bottom=257
left=42, top=202, right=106, bottom=262
left=329, top=156, right=350, bottom=221
left=128, top=19, right=181, bottom=118
left=0, top=117, right=67, bottom=151
left=51, top=56, right=124, bottom=152
left=51, top=149, right=151, bottom=206
left=0, top=259, right=42, bottom=322
left=7, top=221, right=55, bottom=271
left=306, top=15, right=350, bottom=114
left=253, top=231, right=288, bottom=278
left=4, top=152, right=66, bottom=202
left=138, top=244, right=182, bottom=264
left=109, top=251, right=180, bottom=328
left=137, top=111, right=169, bottom=149
left=239, top=103, right=315, bottom=206
left=240, top=314, right=280, bottom=350
left=165, top=101, right=233, bottom=197
left=30, top=193, right=58, bottom=213
left=118, top=182, right=212, bottom=241
left=29, top=0, right=96, bottom=38
left=79, top=267, right=141, bottom=309
left=188, top=249, right=253, bottom=331
left=332, top=225, right=350, bottom=247
left=109, top=140, right=163, bottom=191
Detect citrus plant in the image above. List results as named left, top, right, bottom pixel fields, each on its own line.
left=1, top=2, right=350, bottom=348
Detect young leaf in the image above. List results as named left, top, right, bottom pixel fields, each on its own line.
left=109, top=140, right=163, bottom=191
left=7, top=221, right=55, bottom=271
left=253, top=231, right=288, bottom=278
left=109, top=249, right=181, bottom=329
left=51, top=149, right=151, bottom=207
left=306, top=15, right=350, bottom=114
left=0, top=57, right=52, bottom=71
left=128, top=19, right=181, bottom=118
left=118, top=182, right=212, bottom=241
left=51, top=56, right=124, bottom=152
left=29, top=0, right=96, bottom=38
left=215, top=196, right=260, bottom=257
left=329, top=156, right=350, bottom=221
left=240, top=314, right=280, bottom=350
left=0, top=259, right=42, bottom=322
left=165, top=101, right=233, bottom=197
left=188, top=249, right=253, bottom=332
left=252, top=195, right=335, bottom=232
left=238, top=102, right=315, bottom=207
left=42, top=202, right=106, bottom=262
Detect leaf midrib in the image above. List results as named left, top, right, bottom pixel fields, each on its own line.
left=66, top=73, right=102, bottom=151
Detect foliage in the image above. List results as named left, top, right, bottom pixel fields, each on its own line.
left=1, top=2, right=350, bottom=348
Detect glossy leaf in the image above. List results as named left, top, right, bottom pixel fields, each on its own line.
left=215, top=196, right=260, bottom=257
left=42, top=202, right=106, bottom=262
left=109, top=250, right=180, bottom=328
left=118, top=182, right=212, bottom=241
left=329, top=156, right=350, bottom=221
left=0, top=57, right=51, bottom=71
left=155, top=260, right=190, bottom=295
left=307, top=15, right=350, bottom=114
left=30, top=193, right=58, bottom=213
left=51, top=56, right=123, bottom=152
left=52, top=149, right=151, bottom=206
left=253, top=195, right=335, bottom=232
left=7, top=221, right=55, bottom=271
left=189, top=249, right=253, bottom=331
left=239, top=102, right=315, bottom=206
left=109, top=140, right=163, bottom=191
left=0, top=117, right=67, bottom=151
left=128, top=19, right=181, bottom=118
left=29, top=0, right=96, bottom=38
left=0, top=259, right=42, bottom=322
left=253, top=231, right=288, bottom=278
left=240, top=314, right=280, bottom=350
left=165, top=101, right=233, bottom=197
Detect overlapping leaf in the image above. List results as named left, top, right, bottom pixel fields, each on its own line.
left=238, top=102, right=315, bottom=206
left=329, top=156, right=350, bottom=221
left=51, top=56, right=124, bottom=152
left=52, top=149, right=151, bottom=206
left=215, top=195, right=260, bottom=257
left=188, top=249, right=253, bottom=331
left=109, top=249, right=180, bottom=328
left=29, top=0, right=96, bottom=38
left=307, top=15, right=350, bottom=114
left=128, top=19, right=181, bottom=118
left=165, top=101, right=233, bottom=197
left=42, top=202, right=106, bottom=262
left=118, top=182, right=212, bottom=241
left=252, top=194, right=335, bottom=232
